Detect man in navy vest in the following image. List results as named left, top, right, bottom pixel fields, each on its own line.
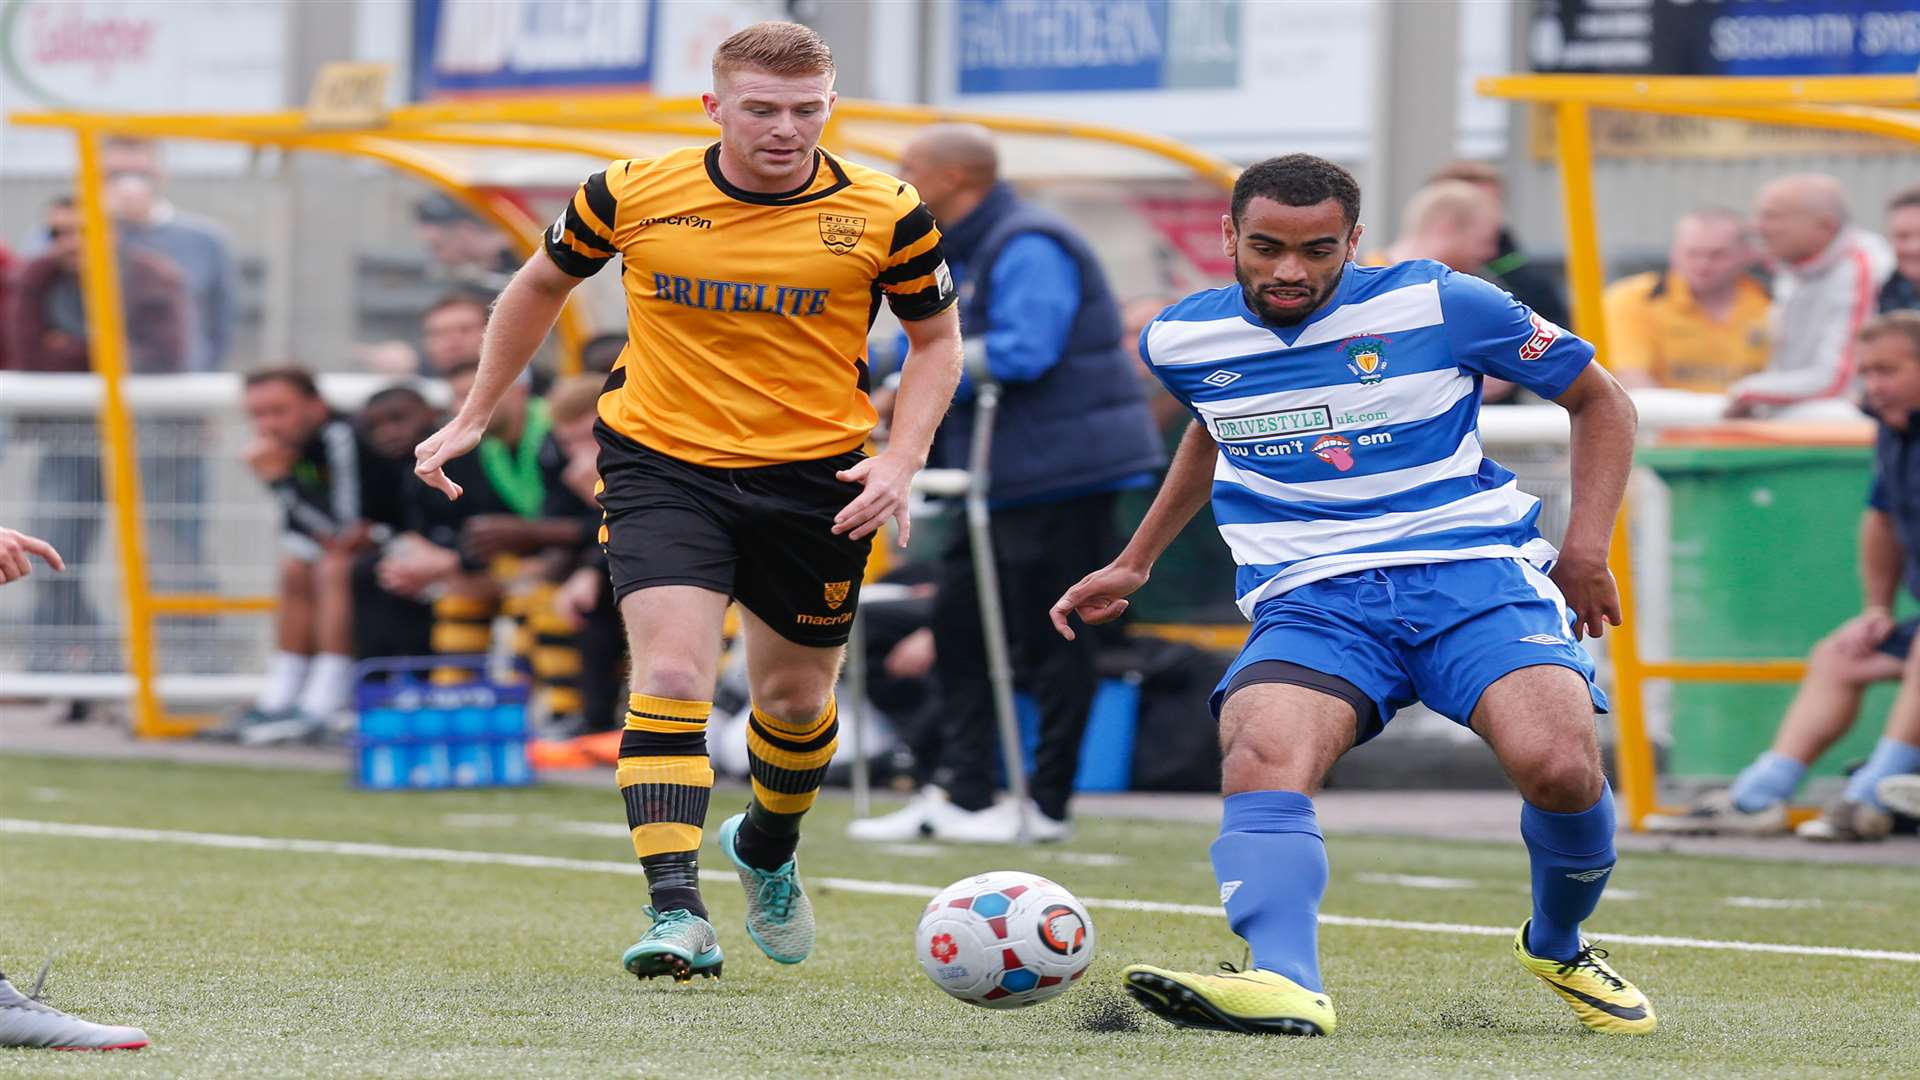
left=852, top=125, right=1163, bottom=844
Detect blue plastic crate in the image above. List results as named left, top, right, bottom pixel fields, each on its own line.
left=351, top=656, right=532, bottom=791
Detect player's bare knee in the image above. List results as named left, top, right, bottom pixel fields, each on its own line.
left=751, top=676, right=831, bottom=726
left=633, top=657, right=711, bottom=703
left=1219, top=736, right=1310, bottom=796
left=1511, top=743, right=1603, bottom=810
left=1807, top=633, right=1854, bottom=681
left=281, top=555, right=314, bottom=593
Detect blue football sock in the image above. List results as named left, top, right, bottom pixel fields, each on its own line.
left=1209, top=790, right=1327, bottom=993
left=1729, top=751, right=1807, bottom=813
left=1521, top=783, right=1617, bottom=962
left=1843, top=738, right=1920, bottom=808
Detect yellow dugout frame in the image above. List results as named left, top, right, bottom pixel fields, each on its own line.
left=7, top=92, right=1238, bottom=738
left=1477, top=73, right=1920, bottom=829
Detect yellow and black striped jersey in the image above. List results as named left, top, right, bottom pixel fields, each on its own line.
left=546, top=144, right=956, bottom=467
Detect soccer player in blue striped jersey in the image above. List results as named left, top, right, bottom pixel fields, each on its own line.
left=1051, top=155, right=1653, bottom=1037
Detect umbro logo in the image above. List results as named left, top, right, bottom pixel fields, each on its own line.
left=1202, top=370, right=1243, bottom=388
left=1219, top=880, right=1243, bottom=905
left=1564, top=867, right=1612, bottom=883
left=1519, top=633, right=1563, bottom=646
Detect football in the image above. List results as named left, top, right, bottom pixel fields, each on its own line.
left=915, top=871, right=1096, bottom=1009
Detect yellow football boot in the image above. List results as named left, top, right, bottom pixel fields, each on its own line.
left=1514, top=922, right=1657, bottom=1035
left=1122, top=963, right=1335, bottom=1037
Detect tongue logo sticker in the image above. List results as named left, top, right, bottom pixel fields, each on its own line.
left=1312, top=434, right=1355, bottom=471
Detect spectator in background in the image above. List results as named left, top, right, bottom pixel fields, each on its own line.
left=1878, top=185, right=1920, bottom=314
left=101, top=136, right=237, bottom=372
left=5, top=196, right=185, bottom=374
left=1377, top=181, right=1501, bottom=276
left=414, top=194, right=517, bottom=288
left=855, top=124, right=1161, bottom=844
left=1646, top=313, right=1920, bottom=842
left=350, top=385, right=443, bottom=666
left=1602, top=207, right=1771, bottom=393
left=228, top=368, right=405, bottom=745
left=1729, top=173, right=1893, bottom=417
left=420, top=290, right=491, bottom=378
left=1380, top=181, right=1521, bottom=404
left=1428, top=159, right=1571, bottom=330
left=4, top=196, right=187, bottom=668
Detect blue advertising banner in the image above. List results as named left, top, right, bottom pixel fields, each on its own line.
left=412, top=0, right=658, bottom=99
left=1532, top=0, right=1920, bottom=76
left=956, top=0, right=1239, bottom=95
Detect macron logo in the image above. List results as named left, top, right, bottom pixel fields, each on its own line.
left=1219, top=880, right=1243, bottom=905
left=1202, top=370, right=1243, bottom=388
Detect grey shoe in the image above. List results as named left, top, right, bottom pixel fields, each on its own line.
left=1642, top=789, right=1789, bottom=836
left=1795, top=798, right=1892, bottom=842
left=0, top=963, right=148, bottom=1050
left=1875, top=773, right=1920, bottom=819
left=718, top=813, right=814, bottom=964
left=238, top=711, right=326, bottom=747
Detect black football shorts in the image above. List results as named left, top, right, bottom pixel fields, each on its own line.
left=594, top=421, right=872, bottom=647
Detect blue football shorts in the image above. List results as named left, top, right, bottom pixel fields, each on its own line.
left=1211, top=558, right=1609, bottom=742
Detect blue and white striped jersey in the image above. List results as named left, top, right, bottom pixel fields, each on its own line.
left=1142, top=260, right=1593, bottom=618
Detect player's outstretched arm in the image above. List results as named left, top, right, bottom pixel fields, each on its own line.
left=414, top=252, right=581, bottom=500
left=835, top=305, right=963, bottom=546
left=1050, top=420, right=1217, bottom=640
left=1551, top=363, right=1637, bottom=639
left=0, top=526, right=64, bottom=585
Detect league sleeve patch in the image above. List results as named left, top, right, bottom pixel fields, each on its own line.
left=1518, top=312, right=1563, bottom=361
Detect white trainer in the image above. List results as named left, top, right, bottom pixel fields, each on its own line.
left=0, top=966, right=148, bottom=1051
left=1875, top=773, right=1920, bottom=818
left=1641, top=789, right=1789, bottom=836
left=847, top=787, right=965, bottom=842
left=930, top=798, right=1073, bottom=844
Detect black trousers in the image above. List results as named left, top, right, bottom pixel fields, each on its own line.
left=931, top=491, right=1121, bottom=820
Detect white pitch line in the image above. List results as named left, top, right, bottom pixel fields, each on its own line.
left=7, top=818, right=1917, bottom=965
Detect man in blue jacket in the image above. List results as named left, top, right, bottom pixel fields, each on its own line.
left=854, top=125, right=1163, bottom=843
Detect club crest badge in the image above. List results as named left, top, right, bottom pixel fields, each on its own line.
left=819, top=213, right=865, bottom=255
left=824, top=580, right=852, bottom=610
left=1343, top=336, right=1389, bottom=384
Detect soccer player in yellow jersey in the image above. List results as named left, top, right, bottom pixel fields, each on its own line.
left=414, top=22, right=963, bottom=984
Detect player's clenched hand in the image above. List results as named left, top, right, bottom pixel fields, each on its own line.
left=1550, top=553, right=1622, bottom=640
left=834, top=451, right=916, bottom=546
left=413, top=417, right=485, bottom=501
left=0, top=526, right=64, bottom=585
left=1050, top=561, right=1149, bottom=641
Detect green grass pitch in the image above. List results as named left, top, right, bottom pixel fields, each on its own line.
left=1, top=755, right=1916, bottom=1078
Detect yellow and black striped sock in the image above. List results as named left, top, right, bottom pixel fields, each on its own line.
left=617, top=693, right=714, bottom=918
left=429, top=594, right=494, bottom=684
left=737, top=697, right=839, bottom=871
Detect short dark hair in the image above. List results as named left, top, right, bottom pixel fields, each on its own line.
left=364, top=384, right=430, bottom=411
left=1861, top=310, right=1920, bottom=359
left=426, top=290, right=493, bottom=319
left=1232, top=154, right=1362, bottom=233
left=244, top=366, right=321, bottom=398
left=581, top=333, right=627, bottom=373
left=1890, top=185, right=1920, bottom=216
